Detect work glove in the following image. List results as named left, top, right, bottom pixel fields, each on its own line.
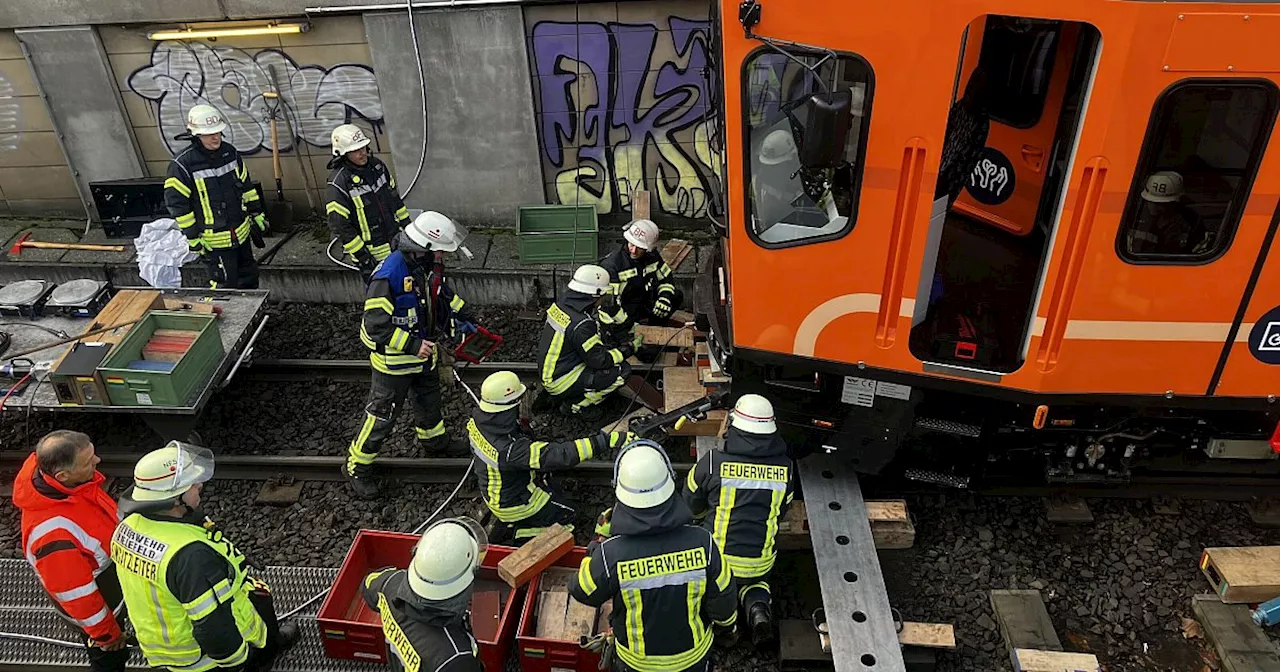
left=188, top=238, right=207, bottom=258
left=253, top=212, right=268, bottom=232
left=594, top=507, right=613, bottom=539
left=249, top=223, right=266, bottom=249
left=606, top=431, right=635, bottom=450
left=652, top=294, right=674, bottom=320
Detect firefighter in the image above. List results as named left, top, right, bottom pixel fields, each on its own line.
left=112, top=442, right=298, bottom=671
left=1126, top=171, right=1210, bottom=256
left=12, top=431, right=127, bottom=672
left=683, top=394, right=795, bottom=651
left=326, top=123, right=411, bottom=280
left=361, top=518, right=486, bottom=672
left=570, top=440, right=738, bottom=672
left=469, top=370, right=634, bottom=543
left=598, top=219, right=682, bottom=337
left=536, top=264, right=642, bottom=422
left=164, top=104, right=268, bottom=289
left=345, top=211, right=476, bottom=498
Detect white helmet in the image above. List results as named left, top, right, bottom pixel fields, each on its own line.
left=401, top=211, right=469, bottom=255
left=408, top=518, right=488, bottom=601
left=186, top=104, right=227, bottom=136
left=614, top=439, right=675, bottom=509
left=731, top=394, right=777, bottom=434
left=759, top=129, right=798, bottom=166
left=1141, top=171, right=1184, bottom=203
left=567, top=264, right=611, bottom=296
left=331, top=124, right=372, bottom=157
left=130, top=441, right=215, bottom=502
left=623, top=219, right=660, bottom=251
left=479, top=370, right=526, bottom=414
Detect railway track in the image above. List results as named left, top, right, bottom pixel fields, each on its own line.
left=238, top=358, right=665, bottom=384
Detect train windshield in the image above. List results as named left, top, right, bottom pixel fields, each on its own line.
left=743, top=49, right=872, bottom=246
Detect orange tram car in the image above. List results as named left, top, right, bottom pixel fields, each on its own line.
left=696, top=0, right=1280, bottom=484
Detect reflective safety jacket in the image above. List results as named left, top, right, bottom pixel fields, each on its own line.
left=361, top=251, right=470, bottom=376
left=468, top=407, right=623, bottom=523
left=165, top=138, right=264, bottom=253
left=684, top=427, right=795, bottom=579
left=112, top=502, right=267, bottom=672
left=597, top=245, right=677, bottom=330
left=569, top=497, right=737, bottom=672
left=326, top=155, right=410, bottom=266
left=537, top=291, right=630, bottom=396
left=13, top=454, right=123, bottom=644
left=361, top=568, right=482, bottom=672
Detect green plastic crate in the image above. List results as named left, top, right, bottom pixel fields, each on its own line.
left=516, top=205, right=598, bottom=264
left=98, top=311, right=224, bottom=408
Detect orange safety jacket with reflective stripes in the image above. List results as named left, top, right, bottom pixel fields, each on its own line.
left=12, top=453, right=123, bottom=644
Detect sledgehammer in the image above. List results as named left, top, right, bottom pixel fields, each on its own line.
left=8, top=232, right=125, bottom=255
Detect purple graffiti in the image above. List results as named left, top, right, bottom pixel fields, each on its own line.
left=529, top=17, right=722, bottom=218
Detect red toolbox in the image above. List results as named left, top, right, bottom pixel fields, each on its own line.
left=516, top=546, right=610, bottom=672
left=316, top=529, right=523, bottom=670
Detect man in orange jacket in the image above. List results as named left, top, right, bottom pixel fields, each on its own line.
left=13, top=430, right=128, bottom=671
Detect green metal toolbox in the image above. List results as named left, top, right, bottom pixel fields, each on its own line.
left=516, top=205, right=598, bottom=264
left=98, top=311, right=224, bottom=407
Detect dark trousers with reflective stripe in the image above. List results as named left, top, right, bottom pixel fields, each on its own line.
left=244, top=586, right=283, bottom=672
left=738, top=569, right=771, bottom=611
left=348, top=366, right=443, bottom=472
left=613, top=655, right=711, bottom=672
left=556, top=366, right=627, bottom=411
left=493, top=477, right=575, bottom=544
left=207, top=242, right=259, bottom=289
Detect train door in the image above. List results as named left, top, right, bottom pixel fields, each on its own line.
left=909, top=16, right=1101, bottom=373
left=953, top=17, right=1080, bottom=237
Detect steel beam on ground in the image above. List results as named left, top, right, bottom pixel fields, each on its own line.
left=800, top=452, right=906, bottom=672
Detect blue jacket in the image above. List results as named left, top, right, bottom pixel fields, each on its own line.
left=359, top=251, right=468, bottom=375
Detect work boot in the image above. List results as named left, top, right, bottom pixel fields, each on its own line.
left=422, top=434, right=469, bottom=457
left=343, top=464, right=381, bottom=499
left=560, top=401, right=604, bottom=423
left=749, top=603, right=776, bottom=652
left=277, top=621, right=301, bottom=650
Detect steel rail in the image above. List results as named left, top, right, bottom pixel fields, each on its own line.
left=239, top=359, right=665, bottom=383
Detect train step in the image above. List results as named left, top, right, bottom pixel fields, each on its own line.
left=904, top=468, right=971, bottom=489
left=914, top=417, right=982, bottom=438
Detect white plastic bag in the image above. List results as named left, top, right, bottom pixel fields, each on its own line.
left=134, top=218, right=197, bottom=289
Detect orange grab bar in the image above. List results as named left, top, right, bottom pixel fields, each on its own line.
left=1036, top=156, right=1109, bottom=372
left=877, top=138, right=927, bottom=348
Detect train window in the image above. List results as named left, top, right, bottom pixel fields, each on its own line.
left=743, top=49, right=873, bottom=247
left=978, top=17, right=1060, bottom=129
left=1118, top=80, right=1279, bottom=264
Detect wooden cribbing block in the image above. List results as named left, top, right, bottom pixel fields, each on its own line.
left=627, top=351, right=679, bottom=367
left=631, top=189, right=650, bottom=220
left=536, top=590, right=570, bottom=640
left=1200, top=546, right=1280, bottom=604
left=160, top=297, right=217, bottom=314
left=595, top=601, right=612, bottom=635
left=637, top=325, right=695, bottom=349
left=898, top=622, right=956, bottom=649
left=564, top=598, right=598, bottom=640
left=51, top=290, right=160, bottom=373
left=777, top=500, right=915, bottom=550
left=700, top=366, right=730, bottom=385
left=671, top=309, right=695, bottom=325
left=1011, top=649, right=1099, bottom=672
left=662, top=366, right=706, bottom=412
left=1192, top=594, right=1280, bottom=672
left=660, top=239, right=694, bottom=271
left=497, top=524, right=574, bottom=588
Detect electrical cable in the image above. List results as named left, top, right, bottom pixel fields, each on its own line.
left=606, top=324, right=691, bottom=432
left=0, top=372, right=31, bottom=411
left=0, top=323, right=70, bottom=339
left=278, top=368, right=484, bottom=622
left=400, top=0, right=430, bottom=197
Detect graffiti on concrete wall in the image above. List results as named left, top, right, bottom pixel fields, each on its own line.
left=0, top=71, right=19, bottom=152
left=128, top=41, right=384, bottom=155
left=528, top=16, right=723, bottom=218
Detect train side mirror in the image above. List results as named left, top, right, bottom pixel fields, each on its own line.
left=793, top=91, right=852, bottom=169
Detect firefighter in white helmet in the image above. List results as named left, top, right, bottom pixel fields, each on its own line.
left=326, top=124, right=412, bottom=280
left=598, top=219, right=683, bottom=353
left=345, top=211, right=480, bottom=498
left=164, top=104, right=269, bottom=289
left=468, top=370, right=633, bottom=543
left=535, top=264, right=643, bottom=421
left=1125, top=170, right=1210, bottom=256
left=684, top=393, right=796, bottom=652
left=570, top=440, right=738, bottom=671
left=112, top=442, right=298, bottom=671
left=360, top=518, right=486, bottom=672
